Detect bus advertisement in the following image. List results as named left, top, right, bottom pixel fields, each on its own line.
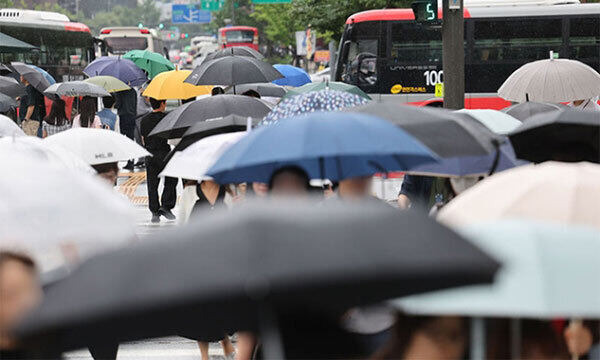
left=333, top=3, right=600, bottom=109
left=218, top=26, right=259, bottom=51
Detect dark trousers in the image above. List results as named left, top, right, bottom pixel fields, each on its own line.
left=146, top=153, right=177, bottom=214
left=119, top=114, right=136, bottom=140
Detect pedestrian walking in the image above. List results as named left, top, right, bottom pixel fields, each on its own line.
left=97, top=96, right=120, bottom=132
left=72, top=97, right=102, bottom=129
left=268, top=166, right=310, bottom=197
left=115, top=88, right=137, bottom=170
left=41, top=99, right=71, bottom=138
left=19, top=75, right=45, bottom=136
left=140, top=97, right=177, bottom=223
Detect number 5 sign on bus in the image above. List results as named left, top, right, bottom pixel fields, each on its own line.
left=411, top=0, right=439, bottom=23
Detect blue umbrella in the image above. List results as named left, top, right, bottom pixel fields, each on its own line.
left=272, top=64, right=311, bottom=87
left=261, top=89, right=369, bottom=125
left=83, top=57, right=147, bottom=87
left=28, top=65, right=56, bottom=85
left=207, top=112, right=438, bottom=184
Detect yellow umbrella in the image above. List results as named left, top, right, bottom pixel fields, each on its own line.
left=142, top=69, right=212, bottom=100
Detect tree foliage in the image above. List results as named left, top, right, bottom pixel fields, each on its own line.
left=250, top=4, right=303, bottom=46
left=0, top=0, right=13, bottom=7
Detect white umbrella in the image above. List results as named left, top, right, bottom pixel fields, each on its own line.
left=160, top=132, right=246, bottom=180
left=0, top=114, right=25, bottom=137
left=498, top=54, right=600, bottom=103
left=395, top=220, right=600, bottom=319
left=0, top=136, right=94, bottom=173
left=455, top=109, right=521, bottom=135
left=44, top=80, right=110, bottom=98
left=0, top=151, right=136, bottom=272
left=44, top=128, right=151, bottom=165
left=438, top=161, right=600, bottom=231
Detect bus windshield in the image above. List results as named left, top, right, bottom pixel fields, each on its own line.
left=104, top=37, right=148, bottom=54
left=225, top=30, right=254, bottom=43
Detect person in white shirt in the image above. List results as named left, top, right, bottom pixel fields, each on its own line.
left=72, top=96, right=103, bottom=129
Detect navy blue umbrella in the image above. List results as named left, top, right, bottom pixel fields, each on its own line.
left=207, top=112, right=438, bottom=184
left=272, top=64, right=311, bottom=87
left=261, top=89, right=369, bottom=126
left=83, top=57, right=147, bottom=87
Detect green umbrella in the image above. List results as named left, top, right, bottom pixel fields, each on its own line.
left=84, top=75, right=130, bottom=93
left=123, top=50, right=175, bottom=79
left=0, top=32, right=38, bottom=53
left=395, top=220, right=600, bottom=319
left=284, top=80, right=372, bottom=100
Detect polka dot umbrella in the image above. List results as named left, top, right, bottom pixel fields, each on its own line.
left=260, top=89, right=369, bottom=126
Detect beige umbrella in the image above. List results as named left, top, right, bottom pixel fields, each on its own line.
left=437, top=161, right=600, bottom=231
left=498, top=53, right=600, bottom=103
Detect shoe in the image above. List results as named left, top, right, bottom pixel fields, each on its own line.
left=123, top=161, right=135, bottom=171
left=159, top=207, right=176, bottom=221
left=151, top=213, right=161, bottom=223
left=134, top=159, right=145, bottom=168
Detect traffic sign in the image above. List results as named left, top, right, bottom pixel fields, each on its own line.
left=172, top=4, right=212, bottom=23
left=252, top=0, right=291, bottom=3
left=411, top=0, right=439, bottom=23
left=200, top=0, right=225, bottom=11
left=435, top=83, right=444, bottom=97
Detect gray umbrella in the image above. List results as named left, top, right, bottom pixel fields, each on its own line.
left=44, top=81, right=110, bottom=98
left=16, top=200, right=498, bottom=356
left=185, top=56, right=283, bottom=87
left=225, top=82, right=287, bottom=97
left=0, top=75, right=26, bottom=98
left=0, top=93, right=17, bottom=112
left=149, top=94, right=271, bottom=138
left=10, top=63, right=50, bottom=93
left=204, top=47, right=264, bottom=62
left=351, top=103, right=501, bottom=158
left=501, top=102, right=565, bottom=122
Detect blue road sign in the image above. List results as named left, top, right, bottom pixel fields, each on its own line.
left=172, top=4, right=211, bottom=24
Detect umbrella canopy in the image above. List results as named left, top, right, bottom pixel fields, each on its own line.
left=28, top=65, right=56, bottom=85
left=10, top=63, right=51, bottom=92
left=167, top=115, right=260, bottom=160
left=0, top=93, right=17, bottom=112
left=508, top=109, right=599, bottom=163
left=261, top=89, right=369, bottom=125
left=396, top=220, right=600, bottom=319
left=204, top=47, right=264, bottom=62
left=142, top=69, right=212, bottom=100
left=0, top=32, right=37, bottom=52
left=185, top=55, right=283, bottom=86
left=498, top=56, right=600, bottom=103
left=161, top=132, right=246, bottom=180
left=501, top=102, right=564, bottom=122
left=0, top=114, right=25, bottom=137
left=83, top=76, right=130, bottom=93
left=0, top=143, right=134, bottom=271
left=0, top=75, right=26, bottom=98
left=207, top=112, right=438, bottom=184
left=272, top=64, right=312, bottom=87
left=16, top=200, right=498, bottom=353
left=44, top=81, right=110, bottom=98
left=455, top=109, right=521, bottom=135
left=284, top=81, right=371, bottom=100
left=84, top=57, right=147, bottom=87
left=352, top=103, right=500, bottom=158
left=123, top=50, right=175, bottom=79
left=225, top=83, right=286, bottom=98
left=44, top=128, right=151, bottom=165
left=149, top=95, right=271, bottom=139
left=438, top=161, right=600, bottom=231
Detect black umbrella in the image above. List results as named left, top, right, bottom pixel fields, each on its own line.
left=0, top=93, right=17, bottom=112
left=10, top=63, right=50, bottom=93
left=149, top=95, right=271, bottom=138
left=204, top=47, right=264, bottom=62
left=185, top=56, right=283, bottom=87
left=165, top=114, right=261, bottom=163
left=225, top=82, right=287, bottom=98
left=502, top=102, right=565, bottom=122
left=351, top=103, right=501, bottom=158
left=16, top=200, right=498, bottom=356
left=509, top=109, right=600, bottom=163
left=0, top=76, right=25, bottom=98
left=0, top=63, right=15, bottom=76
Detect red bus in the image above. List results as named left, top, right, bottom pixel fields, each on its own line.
left=218, top=26, right=259, bottom=51
left=333, top=3, right=600, bottom=109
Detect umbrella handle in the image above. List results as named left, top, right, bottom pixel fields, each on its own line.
left=259, top=303, right=285, bottom=360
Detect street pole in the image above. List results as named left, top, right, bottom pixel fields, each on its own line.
left=442, top=0, right=465, bottom=109
left=231, top=0, right=236, bottom=26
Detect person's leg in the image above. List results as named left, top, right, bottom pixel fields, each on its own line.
left=145, top=156, right=161, bottom=216
left=221, top=335, right=235, bottom=357
left=120, top=115, right=136, bottom=169
left=160, top=176, right=178, bottom=211
left=197, top=341, right=210, bottom=360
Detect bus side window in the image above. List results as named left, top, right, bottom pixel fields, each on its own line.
left=569, top=17, right=599, bottom=61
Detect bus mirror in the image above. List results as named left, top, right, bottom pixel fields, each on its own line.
left=341, top=40, right=351, bottom=62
